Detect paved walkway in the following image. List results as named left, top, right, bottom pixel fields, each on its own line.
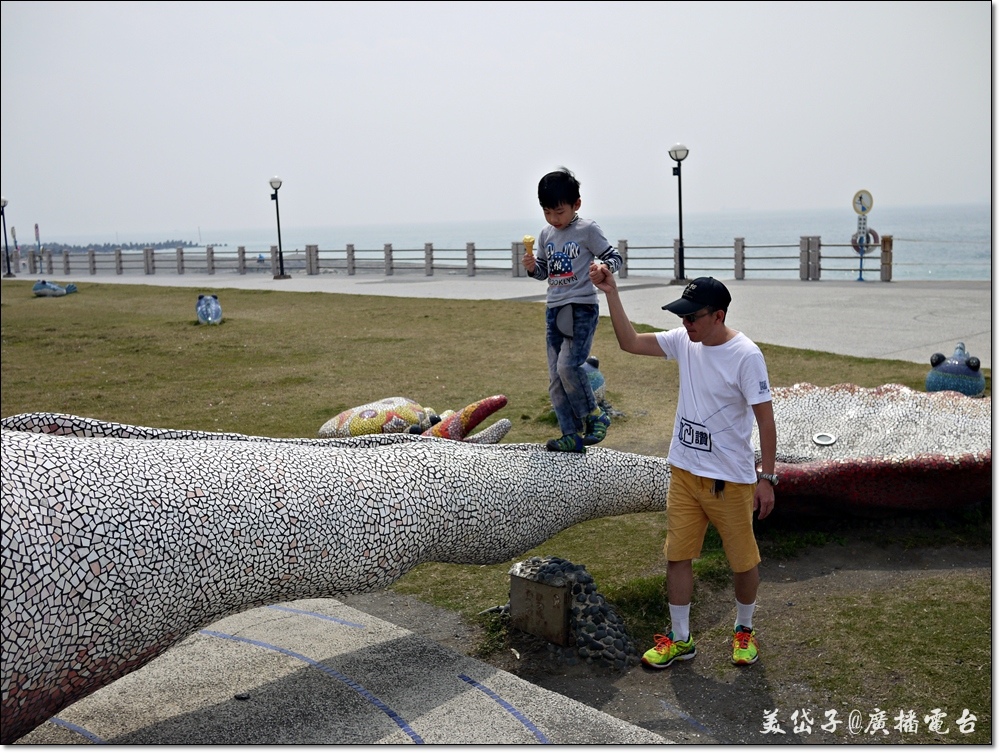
left=5, top=270, right=992, bottom=744
left=16, top=599, right=665, bottom=745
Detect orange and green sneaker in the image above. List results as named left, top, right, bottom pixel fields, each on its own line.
left=732, top=625, right=759, bottom=665
left=641, top=632, right=696, bottom=669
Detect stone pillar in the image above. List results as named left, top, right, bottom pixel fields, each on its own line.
left=237, top=246, right=246, bottom=275
left=618, top=240, right=628, bottom=279
left=206, top=245, right=215, bottom=275
left=144, top=247, right=154, bottom=275
left=425, top=243, right=434, bottom=276
left=466, top=242, right=475, bottom=276
left=384, top=243, right=393, bottom=276
left=346, top=244, right=355, bottom=275
left=734, top=237, right=745, bottom=280
left=176, top=247, right=185, bottom=275
left=880, top=235, right=893, bottom=282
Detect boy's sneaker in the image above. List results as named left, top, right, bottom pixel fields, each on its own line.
left=641, top=632, right=696, bottom=669
left=583, top=410, right=611, bottom=446
left=732, top=625, right=759, bottom=665
left=545, top=433, right=585, bottom=453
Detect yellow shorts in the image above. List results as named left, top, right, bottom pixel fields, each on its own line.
left=665, top=465, right=761, bottom=573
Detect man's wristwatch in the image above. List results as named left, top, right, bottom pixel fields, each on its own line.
left=757, top=472, right=779, bottom=486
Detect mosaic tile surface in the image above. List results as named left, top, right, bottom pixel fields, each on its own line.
left=0, top=414, right=668, bottom=742
left=2, top=382, right=990, bottom=741
left=761, top=383, right=991, bottom=512
left=318, top=395, right=511, bottom=443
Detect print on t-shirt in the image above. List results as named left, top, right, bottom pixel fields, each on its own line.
left=678, top=416, right=711, bottom=452
left=547, top=241, right=580, bottom=287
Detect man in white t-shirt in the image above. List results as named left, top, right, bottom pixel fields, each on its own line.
left=588, top=265, right=777, bottom=668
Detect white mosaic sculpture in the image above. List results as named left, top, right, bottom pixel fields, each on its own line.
left=0, top=413, right=670, bottom=743
left=5, top=384, right=989, bottom=741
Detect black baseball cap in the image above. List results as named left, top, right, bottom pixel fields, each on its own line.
left=662, top=277, right=732, bottom=315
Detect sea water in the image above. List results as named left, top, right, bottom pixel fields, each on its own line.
left=47, top=203, right=993, bottom=282
left=207, top=203, right=991, bottom=282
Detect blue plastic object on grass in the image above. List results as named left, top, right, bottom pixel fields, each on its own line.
left=196, top=294, right=223, bottom=324
left=32, top=280, right=77, bottom=297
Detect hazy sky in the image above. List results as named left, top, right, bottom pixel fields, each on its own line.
left=0, top=1, right=991, bottom=241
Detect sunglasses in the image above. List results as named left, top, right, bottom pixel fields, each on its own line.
left=681, top=308, right=715, bottom=324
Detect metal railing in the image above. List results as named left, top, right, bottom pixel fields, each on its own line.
left=9, top=235, right=897, bottom=282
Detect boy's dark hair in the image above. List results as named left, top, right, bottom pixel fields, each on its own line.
left=538, top=167, right=581, bottom=209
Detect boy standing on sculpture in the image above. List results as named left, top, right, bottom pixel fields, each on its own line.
left=522, top=167, right=623, bottom=453
left=588, top=266, right=777, bottom=667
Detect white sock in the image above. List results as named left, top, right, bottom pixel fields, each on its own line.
left=669, top=603, right=691, bottom=642
left=735, top=600, right=756, bottom=631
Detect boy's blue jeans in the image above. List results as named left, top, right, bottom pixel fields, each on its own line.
left=546, top=303, right=600, bottom=436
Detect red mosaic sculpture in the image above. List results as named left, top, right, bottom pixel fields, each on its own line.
left=762, top=383, right=991, bottom=514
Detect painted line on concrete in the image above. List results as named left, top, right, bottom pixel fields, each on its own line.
left=201, top=629, right=424, bottom=744
left=458, top=673, right=550, bottom=744
left=50, top=716, right=107, bottom=744
left=266, top=604, right=366, bottom=628
left=659, top=698, right=712, bottom=735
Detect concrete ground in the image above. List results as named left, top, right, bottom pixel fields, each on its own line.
left=5, top=270, right=992, bottom=744
left=15, top=599, right=666, bottom=745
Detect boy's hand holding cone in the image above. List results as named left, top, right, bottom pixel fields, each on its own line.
left=522, top=235, right=536, bottom=273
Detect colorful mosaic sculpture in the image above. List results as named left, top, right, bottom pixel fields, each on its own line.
left=925, top=342, right=986, bottom=398
left=421, top=395, right=509, bottom=441
left=319, top=396, right=432, bottom=436
left=0, top=413, right=669, bottom=742
left=318, top=395, right=511, bottom=443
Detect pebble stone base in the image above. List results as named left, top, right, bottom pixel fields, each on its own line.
left=508, top=556, right=639, bottom=670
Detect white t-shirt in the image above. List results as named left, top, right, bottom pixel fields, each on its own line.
left=655, top=327, right=772, bottom=484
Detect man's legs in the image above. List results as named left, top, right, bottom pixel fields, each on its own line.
left=733, top=564, right=760, bottom=607
left=651, top=470, right=764, bottom=667
left=641, top=559, right=697, bottom=669
left=729, top=529, right=762, bottom=666
left=642, top=467, right=705, bottom=669
left=667, top=559, right=694, bottom=613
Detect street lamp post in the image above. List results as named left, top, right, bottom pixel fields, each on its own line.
left=1, top=197, right=13, bottom=278
left=269, top=176, right=290, bottom=279
left=668, top=143, right=689, bottom=282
